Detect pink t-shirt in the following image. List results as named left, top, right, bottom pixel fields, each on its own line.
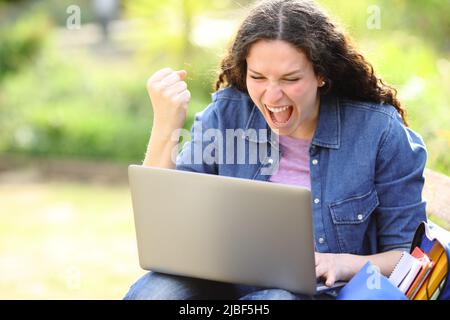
left=269, top=135, right=311, bottom=190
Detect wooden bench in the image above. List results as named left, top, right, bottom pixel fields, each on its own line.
left=423, top=169, right=450, bottom=229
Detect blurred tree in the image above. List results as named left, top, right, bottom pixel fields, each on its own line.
left=380, top=0, right=450, bottom=52
left=122, top=0, right=246, bottom=105
left=0, top=0, right=99, bottom=27
left=0, top=11, right=49, bottom=83
left=122, top=0, right=258, bottom=66
left=318, top=0, right=450, bottom=53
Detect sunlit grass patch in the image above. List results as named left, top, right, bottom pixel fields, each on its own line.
left=0, top=182, right=144, bottom=299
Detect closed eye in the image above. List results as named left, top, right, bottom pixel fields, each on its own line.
left=249, top=75, right=300, bottom=82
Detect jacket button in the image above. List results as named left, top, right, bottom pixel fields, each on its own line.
left=357, top=214, right=363, bottom=221
left=318, top=237, right=325, bottom=244
left=312, top=159, right=318, bottom=165
left=267, top=158, right=273, bottom=164
left=314, top=198, right=320, bottom=204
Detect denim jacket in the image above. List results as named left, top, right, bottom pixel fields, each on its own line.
left=176, top=87, right=427, bottom=255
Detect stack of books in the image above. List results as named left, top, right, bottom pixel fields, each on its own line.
left=388, top=241, right=447, bottom=300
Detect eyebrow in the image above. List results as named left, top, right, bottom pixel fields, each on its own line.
left=248, top=68, right=303, bottom=76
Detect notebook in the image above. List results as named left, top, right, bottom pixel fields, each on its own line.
left=406, top=247, right=433, bottom=299
left=398, top=258, right=423, bottom=293
left=414, top=241, right=448, bottom=300
left=388, top=251, right=422, bottom=290
left=430, top=278, right=446, bottom=300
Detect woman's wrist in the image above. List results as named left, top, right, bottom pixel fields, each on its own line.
left=151, top=122, right=181, bottom=140
left=339, top=250, right=404, bottom=281
left=143, top=123, right=183, bottom=168
left=339, top=253, right=365, bottom=281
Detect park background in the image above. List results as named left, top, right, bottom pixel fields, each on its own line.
left=0, top=0, right=449, bottom=299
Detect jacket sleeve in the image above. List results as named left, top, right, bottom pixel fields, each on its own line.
left=374, top=111, right=427, bottom=252
left=175, top=102, right=220, bottom=175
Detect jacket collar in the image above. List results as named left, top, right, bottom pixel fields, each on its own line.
left=312, top=94, right=341, bottom=149
left=243, top=94, right=341, bottom=149
left=243, top=104, right=272, bottom=144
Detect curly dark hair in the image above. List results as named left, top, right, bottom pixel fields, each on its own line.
left=215, top=0, right=408, bottom=125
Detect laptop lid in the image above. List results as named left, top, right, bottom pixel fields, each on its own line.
left=128, top=165, right=320, bottom=295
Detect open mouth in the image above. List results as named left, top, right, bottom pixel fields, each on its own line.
left=265, top=104, right=294, bottom=127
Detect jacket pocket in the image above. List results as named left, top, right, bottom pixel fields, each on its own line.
left=329, top=188, right=379, bottom=254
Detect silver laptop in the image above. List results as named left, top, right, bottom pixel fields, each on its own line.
left=128, top=165, right=345, bottom=296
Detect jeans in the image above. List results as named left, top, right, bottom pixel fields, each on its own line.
left=124, top=272, right=338, bottom=300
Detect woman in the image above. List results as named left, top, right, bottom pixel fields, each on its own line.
left=125, top=0, right=427, bottom=300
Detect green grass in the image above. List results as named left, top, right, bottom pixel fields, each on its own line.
left=0, top=182, right=145, bottom=299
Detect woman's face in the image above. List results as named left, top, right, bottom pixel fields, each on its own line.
left=246, top=39, right=323, bottom=138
